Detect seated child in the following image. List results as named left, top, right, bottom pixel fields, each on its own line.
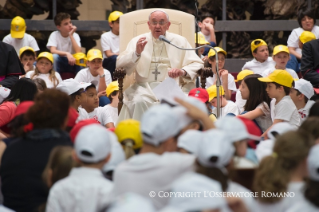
left=262, top=45, right=299, bottom=78
left=242, top=39, right=275, bottom=75
left=290, top=79, right=315, bottom=122
left=206, top=47, right=237, bottom=100
left=19, top=46, right=36, bottom=76
left=25, top=52, right=62, bottom=88
left=207, top=85, right=239, bottom=117
left=197, top=12, right=217, bottom=56
left=104, top=81, right=119, bottom=125
left=258, top=69, right=301, bottom=137
left=235, top=69, right=254, bottom=113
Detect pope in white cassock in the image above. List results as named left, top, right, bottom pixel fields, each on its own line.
left=116, top=10, right=204, bottom=121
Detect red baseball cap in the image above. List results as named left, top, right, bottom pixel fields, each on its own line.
left=237, top=116, right=262, bottom=149
left=69, top=119, right=100, bottom=143
left=188, top=88, right=209, bottom=103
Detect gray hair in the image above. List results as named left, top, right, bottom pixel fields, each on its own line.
left=148, top=9, right=170, bottom=22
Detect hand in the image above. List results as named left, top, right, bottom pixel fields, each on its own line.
left=66, top=53, right=76, bottom=66
left=69, top=25, right=77, bottom=36
left=24, top=62, right=31, bottom=72
left=219, top=69, right=229, bottom=80
left=202, top=56, right=208, bottom=62
left=97, top=90, right=106, bottom=98
left=204, top=22, right=214, bottom=32
left=136, top=37, right=147, bottom=55
left=97, top=66, right=104, bottom=76
left=168, top=68, right=185, bottom=78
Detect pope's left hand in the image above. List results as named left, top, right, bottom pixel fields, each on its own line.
left=168, top=68, right=186, bottom=78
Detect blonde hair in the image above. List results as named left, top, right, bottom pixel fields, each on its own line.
left=121, top=139, right=136, bottom=159
left=32, top=60, right=59, bottom=87
left=253, top=130, right=314, bottom=203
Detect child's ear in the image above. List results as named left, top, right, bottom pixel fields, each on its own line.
left=198, top=21, right=203, bottom=28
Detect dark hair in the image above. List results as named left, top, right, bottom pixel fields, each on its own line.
left=298, top=8, right=316, bottom=28
left=54, top=12, right=71, bottom=26
left=7, top=114, right=29, bottom=137
left=85, top=84, right=96, bottom=91
left=20, top=50, right=36, bottom=60
left=296, top=89, right=309, bottom=103
left=33, top=78, right=47, bottom=92
left=299, top=117, right=319, bottom=140
left=2, top=78, right=37, bottom=104
left=309, top=101, right=319, bottom=117
left=70, top=88, right=84, bottom=103
left=26, top=89, right=70, bottom=129
left=243, top=74, right=271, bottom=111
left=199, top=12, right=215, bottom=23
left=304, top=179, right=319, bottom=207
left=253, top=40, right=261, bottom=53
left=273, top=82, right=292, bottom=95
left=108, top=90, right=119, bottom=103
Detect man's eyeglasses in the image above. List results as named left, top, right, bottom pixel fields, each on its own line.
left=150, top=21, right=167, bottom=26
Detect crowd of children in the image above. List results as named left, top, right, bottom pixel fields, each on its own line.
left=0, top=7, right=319, bottom=212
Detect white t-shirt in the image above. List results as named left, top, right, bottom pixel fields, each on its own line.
left=77, top=107, right=90, bottom=123
left=25, top=71, right=62, bottom=88
left=242, top=57, right=276, bottom=75
left=235, top=90, right=246, bottom=114
left=255, top=139, right=274, bottom=162
left=212, top=100, right=239, bottom=117
left=0, top=87, right=11, bottom=103
left=262, top=67, right=299, bottom=79
left=103, top=104, right=118, bottom=125
left=270, top=96, right=301, bottom=127
left=287, top=26, right=319, bottom=55
left=256, top=102, right=272, bottom=132
left=47, top=31, right=81, bottom=54
left=298, top=100, right=315, bottom=122
left=113, top=152, right=195, bottom=210
left=2, top=33, right=39, bottom=55
left=88, top=107, right=113, bottom=126
left=198, top=31, right=211, bottom=42
left=206, top=73, right=237, bottom=92
left=101, top=31, right=120, bottom=58
left=74, top=68, right=111, bottom=90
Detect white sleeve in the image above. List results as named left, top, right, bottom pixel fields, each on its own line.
left=74, top=70, right=87, bottom=82
left=46, top=188, right=63, bottom=212
left=227, top=74, right=237, bottom=91
left=2, top=35, right=11, bottom=44
left=47, top=32, right=57, bottom=49
left=227, top=102, right=239, bottom=115
left=104, top=69, right=112, bottom=85
left=28, top=35, right=40, bottom=51
left=287, top=29, right=300, bottom=48
left=242, top=61, right=249, bottom=70
left=101, top=33, right=111, bottom=51
left=274, top=100, right=294, bottom=121
left=25, top=71, right=33, bottom=78
left=73, top=33, right=81, bottom=47
left=101, top=108, right=114, bottom=125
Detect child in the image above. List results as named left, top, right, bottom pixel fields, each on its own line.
left=25, top=52, right=62, bottom=88
left=290, top=79, right=315, bottom=122
left=262, top=45, right=299, bottom=78
left=206, top=47, right=237, bottom=100
left=101, top=11, right=123, bottom=79
left=104, top=81, right=119, bottom=125
left=258, top=69, right=301, bottom=136
left=19, top=46, right=36, bottom=75
left=235, top=69, right=254, bottom=113
left=81, top=84, right=114, bottom=128
left=197, top=13, right=216, bottom=49
left=75, top=49, right=112, bottom=106
left=3, top=16, right=39, bottom=55
left=207, top=85, right=239, bottom=117
left=46, top=124, right=113, bottom=212
left=47, top=12, right=82, bottom=74
left=242, top=39, right=275, bottom=75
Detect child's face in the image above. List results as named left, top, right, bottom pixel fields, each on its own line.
left=301, top=15, right=314, bottom=31
left=36, top=58, right=53, bottom=74
left=265, top=82, right=279, bottom=99
left=210, top=97, right=220, bottom=107
left=273, top=52, right=290, bottom=69
left=109, top=19, right=120, bottom=35
left=209, top=53, right=225, bottom=71
left=239, top=80, right=250, bottom=100
left=253, top=45, right=269, bottom=62
left=21, top=55, right=35, bottom=68
left=87, top=59, right=103, bottom=72
left=77, top=89, right=88, bottom=104
left=57, top=18, right=73, bottom=33
left=83, top=87, right=99, bottom=111
left=199, top=17, right=214, bottom=34
left=289, top=88, right=301, bottom=105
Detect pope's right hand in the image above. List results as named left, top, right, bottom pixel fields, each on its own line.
left=136, top=37, right=147, bottom=55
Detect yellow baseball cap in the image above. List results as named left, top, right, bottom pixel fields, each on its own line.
left=73, top=52, right=87, bottom=67
left=207, top=85, right=225, bottom=101
left=273, top=45, right=289, bottom=56
left=207, top=47, right=227, bottom=58
left=235, top=69, right=254, bottom=82
left=11, top=16, right=26, bottom=39
left=19, top=46, right=35, bottom=58
left=251, top=39, right=267, bottom=53
left=37, top=52, right=54, bottom=63
left=106, top=81, right=119, bottom=97
left=195, top=33, right=210, bottom=45
left=300, top=31, right=316, bottom=44
left=115, top=119, right=143, bottom=150
left=87, top=49, right=103, bottom=61
left=258, top=69, right=293, bottom=88
left=108, top=11, right=123, bottom=22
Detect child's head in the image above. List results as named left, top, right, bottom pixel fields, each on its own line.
left=3, top=78, right=37, bottom=103
left=195, top=33, right=210, bottom=56
left=258, top=69, right=294, bottom=99
left=298, top=8, right=316, bottom=31
left=108, top=11, right=123, bottom=35
left=86, top=49, right=103, bottom=72
left=33, top=78, right=47, bottom=93
left=235, top=69, right=253, bottom=87
left=207, top=47, right=227, bottom=71
left=290, top=79, right=314, bottom=105
left=54, top=12, right=72, bottom=33
left=19, top=46, right=36, bottom=68
left=106, top=81, right=119, bottom=104
left=251, top=39, right=269, bottom=62
left=272, top=45, right=290, bottom=69
left=82, top=84, right=99, bottom=112
left=207, top=85, right=225, bottom=107
left=299, top=31, right=316, bottom=49
left=198, top=13, right=215, bottom=34
left=35, top=52, right=54, bottom=74
left=240, top=74, right=271, bottom=111
left=10, top=16, right=26, bottom=39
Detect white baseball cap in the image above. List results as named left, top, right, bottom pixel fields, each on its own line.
left=0, top=87, right=11, bottom=103
left=177, top=130, right=203, bottom=154
left=141, top=104, right=181, bottom=146
left=102, top=132, right=125, bottom=173
left=75, top=124, right=112, bottom=163
left=167, top=172, right=226, bottom=211
left=267, top=122, right=296, bottom=141
left=308, top=144, right=319, bottom=181
left=215, top=116, right=260, bottom=142
left=56, top=78, right=92, bottom=95
left=196, top=129, right=235, bottom=168
left=294, top=79, right=314, bottom=99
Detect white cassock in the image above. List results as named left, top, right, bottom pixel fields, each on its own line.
left=116, top=31, right=203, bottom=121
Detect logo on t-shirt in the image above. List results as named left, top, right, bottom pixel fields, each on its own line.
left=298, top=111, right=307, bottom=119
left=92, top=115, right=101, bottom=124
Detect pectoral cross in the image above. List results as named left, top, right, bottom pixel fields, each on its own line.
left=152, top=68, right=161, bottom=81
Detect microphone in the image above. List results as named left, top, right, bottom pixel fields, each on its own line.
left=159, top=35, right=171, bottom=44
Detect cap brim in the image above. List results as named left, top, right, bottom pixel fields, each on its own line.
left=87, top=56, right=103, bottom=61
left=11, top=30, right=25, bottom=39
left=79, top=82, right=92, bottom=90
left=258, top=77, right=273, bottom=83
